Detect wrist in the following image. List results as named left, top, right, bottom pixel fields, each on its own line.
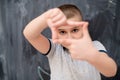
left=39, top=12, right=50, bottom=30
left=85, top=48, right=99, bottom=63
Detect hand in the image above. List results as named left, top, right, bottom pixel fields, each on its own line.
left=55, top=22, right=96, bottom=60
left=47, top=8, right=67, bottom=42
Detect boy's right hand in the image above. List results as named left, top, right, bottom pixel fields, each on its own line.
left=47, top=8, right=67, bottom=42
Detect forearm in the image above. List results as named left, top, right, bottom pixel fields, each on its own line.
left=87, top=50, right=117, bottom=77
left=23, top=12, right=49, bottom=39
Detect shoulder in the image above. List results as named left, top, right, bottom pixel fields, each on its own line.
left=92, top=40, right=107, bottom=52
left=46, top=39, right=64, bottom=57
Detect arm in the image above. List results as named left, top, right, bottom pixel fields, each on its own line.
left=54, top=21, right=117, bottom=77
left=23, top=9, right=52, bottom=54
left=86, top=48, right=117, bottom=77
left=23, top=8, right=67, bottom=54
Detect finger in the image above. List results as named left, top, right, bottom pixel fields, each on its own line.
left=52, top=12, right=65, bottom=23
left=82, top=22, right=89, bottom=37
left=52, top=16, right=67, bottom=27
left=50, top=8, right=60, bottom=18
left=51, top=27, right=58, bottom=42
left=47, top=19, right=58, bottom=42
left=47, top=19, right=54, bottom=28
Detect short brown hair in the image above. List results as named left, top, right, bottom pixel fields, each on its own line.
left=58, top=4, right=83, bottom=20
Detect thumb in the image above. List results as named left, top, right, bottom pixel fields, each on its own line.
left=51, top=27, right=58, bottom=42
left=47, top=19, right=58, bottom=42
left=47, top=19, right=53, bottom=28
left=82, top=22, right=89, bottom=37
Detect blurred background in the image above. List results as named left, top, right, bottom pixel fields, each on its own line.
left=0, top=0, right=120, bottom=80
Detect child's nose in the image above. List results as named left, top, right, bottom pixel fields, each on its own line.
left=67, top=33, right=73, bottom=39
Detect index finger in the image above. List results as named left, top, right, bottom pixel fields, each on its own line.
left=67, top=21, right=87, bottom=27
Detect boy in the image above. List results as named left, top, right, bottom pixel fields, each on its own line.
left=23, top=4, right=117, bottom=80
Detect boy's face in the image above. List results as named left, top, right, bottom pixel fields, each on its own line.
left=57, top=16, right=83, bottom=40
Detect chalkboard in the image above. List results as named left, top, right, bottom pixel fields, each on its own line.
left=0, top=0, right=120, bottom=80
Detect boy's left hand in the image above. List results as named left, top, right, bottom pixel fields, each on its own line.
left=54, top=21, right=97, bottom=61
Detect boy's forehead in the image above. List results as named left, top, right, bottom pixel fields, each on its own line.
left=68, top=16, right=81, bottom=21
left=58, top=25, right=75, bottom=30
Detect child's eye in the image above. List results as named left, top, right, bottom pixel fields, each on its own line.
left=72, top=29, right=79, bottom=33
left=59, top=31, right=66, bottom=35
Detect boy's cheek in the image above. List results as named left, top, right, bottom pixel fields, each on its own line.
left=57, top=34, right=64, bottom=39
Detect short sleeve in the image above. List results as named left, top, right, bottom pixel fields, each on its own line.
left=93, top=40, right=107, bottom=53
left=46, top=39, right=57, bottom=58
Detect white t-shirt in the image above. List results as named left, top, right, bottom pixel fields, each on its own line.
left=46, top=40, right=107, bottom=80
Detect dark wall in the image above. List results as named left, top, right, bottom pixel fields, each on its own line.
left=0, top=0, right=120, bottom=80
